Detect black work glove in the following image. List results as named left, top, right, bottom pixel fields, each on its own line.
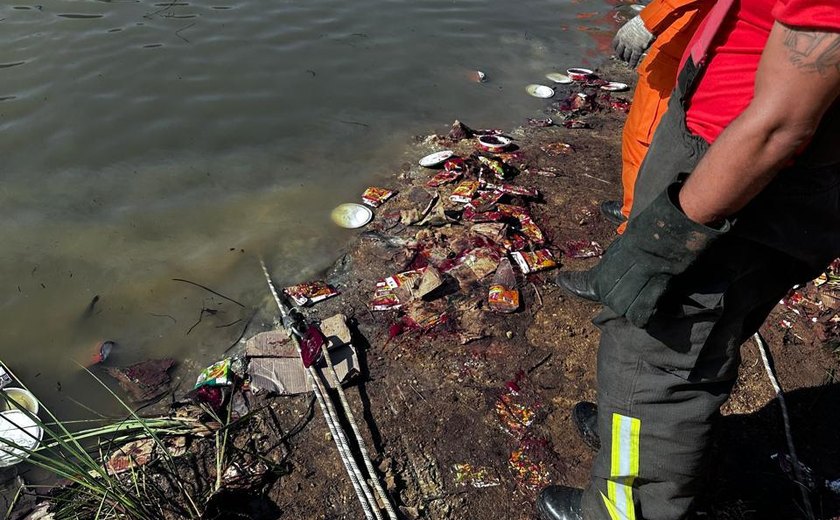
left=591, top=182, right=730, bottom=328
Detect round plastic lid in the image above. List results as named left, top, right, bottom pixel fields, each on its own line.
left=0, top=410, right=42, bottom=467
left=331, top=203, right=373, bottom=229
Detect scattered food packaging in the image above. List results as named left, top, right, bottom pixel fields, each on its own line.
left=463, top=206, right=504, bottom=222
left=444, top=157, right=468, bottom=174
left=511, top=249, right=557, bottom=274
left=497, top=184, right=539, bottom=198
left=361, top=187, right=396, bottom=208
left=477, top=156, right=507, bottom=180
left=284, top=281, right=339, bottom=306
left=450, top=180, right=480, bottom=203
left=468, top=190, right=504, bottom=212
left=488, top=258, right=519, bottom=313
left=518, top=216, right=546, bottom=245
left=497, top=204, right=531, bottom=220
left=370, top=268, right=427, bottom=310
left=194, top=358, right=232, bottom=388
left=426, top=169, right=462, bottom=187
left=453, top=463, right=500, bottom=488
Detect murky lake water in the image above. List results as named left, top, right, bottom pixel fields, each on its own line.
left=1, top=0, right=625, bottom=414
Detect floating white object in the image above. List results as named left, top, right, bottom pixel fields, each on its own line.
left=0, top=410, right=42, bottom=467
left=418, top=150, right=455, bottom=168
left=0, top=388, right=38, bottom=415
left=566, top=67, right=594, bottom=81
left=331, top=203, right=373, bottom=229
left=545, top=72, right=572, bottom=84
left=525, top=84, right=555, bottom=99
left=600, top=81, right=629, bottom=92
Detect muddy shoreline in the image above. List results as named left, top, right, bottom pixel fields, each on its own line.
left=13, top=61, right=840, bottom=520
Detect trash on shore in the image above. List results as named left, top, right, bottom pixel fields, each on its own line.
left=477, top=135, right=512, bottom=153
left=284, top=280, right=339, bottom=306
left=511, top=250, right=557, bottom=274
left=453, top=463, right=500, bottom=488
left=105, top=359, right=176, bottom=402
left=566, top=67, right=594, bottom=81
left=600, top=81, right=629, bottom=92
left=525, top=84, right=555, bottom=99
left=331, top=203, right=373, bottom=229
left=194, top=358, right=233, bottom=388
left=88, top=340, right=115, bottom=366
left=362, top=187, right=397, bottom=208
left=489, top=258, right=519, bottom=313
left=545, top=72, right=572, bottom=84
left=419, top=150, right=455, bottom=168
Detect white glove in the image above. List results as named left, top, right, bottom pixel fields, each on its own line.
left=613, top=15, right=655, bottom=68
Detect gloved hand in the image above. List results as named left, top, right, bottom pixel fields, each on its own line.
left=591, top=181, right=730, bottom=328
left=613, top=15, right=655, bottom=68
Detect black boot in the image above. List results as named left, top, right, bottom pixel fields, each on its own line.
left=537, top=485, right=584, bottom=520
left=555, top=270, right=598, bottom=302
left=572, top=401, right=600, bottom=451
left=600, top=200, right=626, bottom=225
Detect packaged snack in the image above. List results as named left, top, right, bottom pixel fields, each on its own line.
left=477, top=156, right=507, bottom=180
left=194, top=358, right=232, bottom=388
left=511, top=249, right=557, bottom=274
left=361, top=187, right=396, bottom=208
left=426, top=170, right=462, bottom=187
left=284, top=281, right=339, bottom=306
left=468, top=190, right=504, bottom=212
left=463, top=205, right=504, bottom=223
left=488, top=258, right=519, bottom=313
left=450, top=180, right=480, bottom=203
left=518, top=216, right=546, bottom=245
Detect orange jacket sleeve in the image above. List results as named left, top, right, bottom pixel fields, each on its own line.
left=639, top=0, right=710, bottom=36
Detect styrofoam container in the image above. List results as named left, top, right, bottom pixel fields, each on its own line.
left=0, top=388, right=39, bottom=415
left=0, top=410, right=42, bottom=467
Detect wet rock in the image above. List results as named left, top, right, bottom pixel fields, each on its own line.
left=105, top=358, right=176, bottom=402
left=447, top=119, right=474, bottom=141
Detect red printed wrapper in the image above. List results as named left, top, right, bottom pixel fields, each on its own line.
left=444, top=157, right=468, bottom=174
left=426, top=170, right=462, bottom=187
left=477, top=156, right=507, bottom=180
left=284, top=281, right=339, bottom=306
left=369, top=269, right=426, bottom=310
left=499, top=184, right=539, bottom=198
left=488, top=284, right=519, bottom=313
left=361, top=187, right=396, bottom=208
left=518, top=217, right=546, bottom=245
left=501, top=232, right=530, bottom=252
left=450, top=180, right=480, bottom=203
left=511, top=250, right=557, bottom=274
left=468, top=190, right=504, bottom=212
left=497, top=204, right=531, bottom=220
left=463, top=206, right=504, bottom=223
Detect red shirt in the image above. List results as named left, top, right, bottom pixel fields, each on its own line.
left=684, top=0, right=840, bottom=144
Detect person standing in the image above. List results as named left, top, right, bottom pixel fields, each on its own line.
left=541, top=1, right=840, bottom=519
left=604, top=0, right=713, bottom=230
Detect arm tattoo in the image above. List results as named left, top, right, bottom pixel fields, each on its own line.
left=782, top=27, right=840, bottom=76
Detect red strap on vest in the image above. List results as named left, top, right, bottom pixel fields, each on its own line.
left=690, top=0, right=737, bottom=65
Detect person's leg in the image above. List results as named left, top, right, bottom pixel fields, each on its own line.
left=580, top=240, right=812, bottom=520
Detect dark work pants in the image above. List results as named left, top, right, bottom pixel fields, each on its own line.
left=580, top=60, right=840, bottom=520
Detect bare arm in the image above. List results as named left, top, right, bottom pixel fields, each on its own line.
left=678, top=22, right=840, bottom=225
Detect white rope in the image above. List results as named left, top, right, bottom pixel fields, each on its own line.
left=753, top=332, right=815, bottom=520
left=320, top=346, right=398, bottom=520
left=260, top=259, right=378, bottom=520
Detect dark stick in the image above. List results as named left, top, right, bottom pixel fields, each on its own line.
left=171, top=278, right=245, bottom=308
left=223, top=311, right=256, bottom=353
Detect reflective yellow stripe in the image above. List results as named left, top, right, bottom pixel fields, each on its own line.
left=602, top=413, right=641, bottom=520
